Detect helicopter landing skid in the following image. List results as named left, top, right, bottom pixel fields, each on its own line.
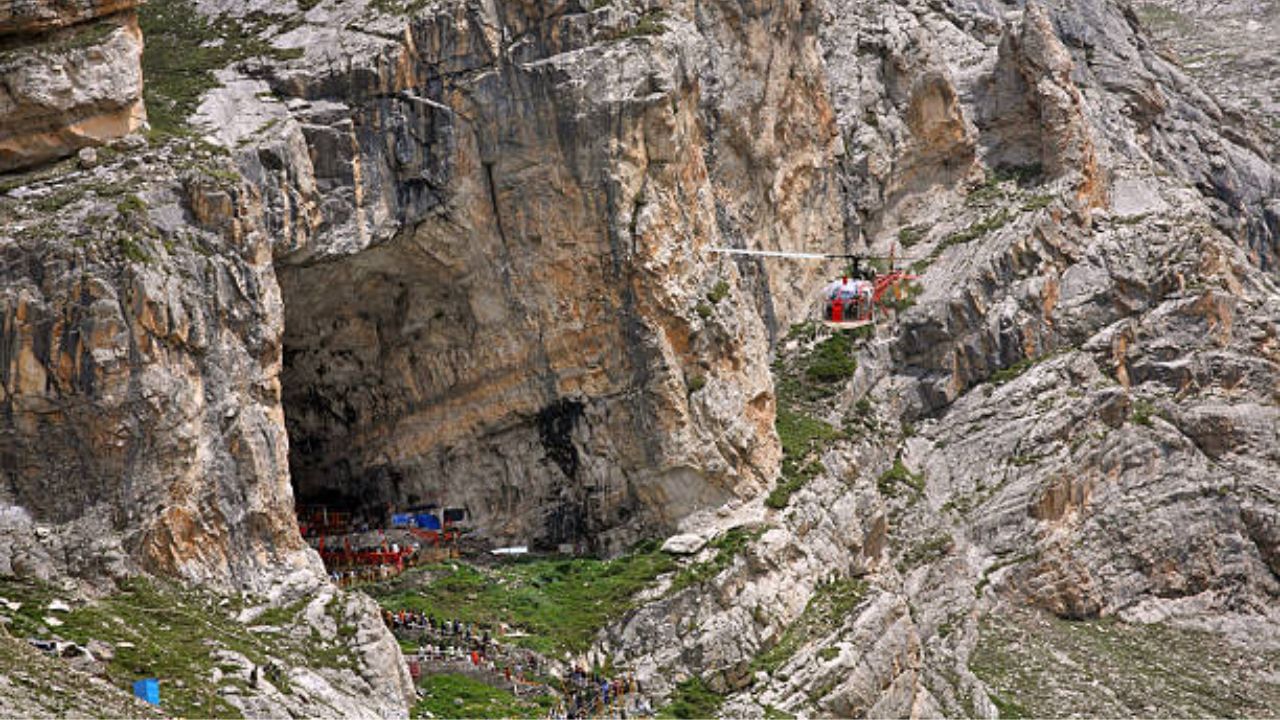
left=822, top=319, right=874, bottom=331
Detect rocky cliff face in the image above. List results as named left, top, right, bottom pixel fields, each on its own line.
left=1, top=0, right=1278, bottom=716
left=0, top=0, right=146, bottom=172
left=592, top=0, right=1280, bottom=716
left=192, top=0, right=843, bottom=550
left=2, top=0, right=844, bottom=575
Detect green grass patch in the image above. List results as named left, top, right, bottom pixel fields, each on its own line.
left=116, top=194, right=147, bottom=217
left=1130, top=399, right=1162, bottom=427
left=366, top=549, right=673, bottom=656
left=370, top=0, right=437, bottom=15
left=776, top=407, right=840, bottom=461
left=118, top=236, right=152, bottom=263
left=968, top=609, right=1280, bottom=718
left=687, top=375, right=706, bottom=393
left=785, top=321, right=818, bottom=342
left=897, top=225, right=925, bottom=247
left=413, top=673, right=553, bottom=719
left=987, top=690, right=1031, bottom=719
left=1022, top=194, right=1054, bottom=212
left=695, top=302, right=714, bottom=320
left=765, top=459, right=823, bottom=510
left=990, top=357, right=1035, bottom=386
left=1008, top=452, right=1043, bottom=467
left=706, top=280, right=730, bottom=304
left=765, top=407, right=840, bottom=509
left=657, top=676, right=724, bottom=719
left=842, top=397, right=881, bottom=438
left=750, top=578, right=868, bottom=675
left=30, top=189, right=80, bottom=213
left=897, top=532, right=953, bottom=573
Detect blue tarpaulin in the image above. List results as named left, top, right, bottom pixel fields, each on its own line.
left=415, top=513, right=441, bottom=530
left=390, top=513, right=414, bottom=528
left=133, top=678, right=160, bottom=706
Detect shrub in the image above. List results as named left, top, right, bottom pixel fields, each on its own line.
left=804, top=334, right=857, bottom=383
left=1131, top=399, right=1158, bottom=427
left=897, top=225, right=925, bottom=247
left=934, top=209, right=1012, bottom=256
left=659, top=677, right=724, bottom=719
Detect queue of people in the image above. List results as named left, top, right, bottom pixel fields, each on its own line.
left=383, top=609, right=654, bottom=718
left=552, top=667, right=652, bottom=719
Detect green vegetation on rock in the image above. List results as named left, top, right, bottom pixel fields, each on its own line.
left=767, top=328, right=853, bottom=509
left=750, top=578, right=867, bottom=675
left=897, top=224, right=925, bottom=247
left=803, top=334, right=858, bottom=384
left=657, top=677, right=724, bottom=719
left=766, top=407, right=840, bottom=509
left=706, top=280, right=730, bottom=304
left=413, top=673, right=554, bottom=719
left=1131, top=398, right=1160, bottom=427
left=969, top=610, right=1280, bottom=717
left=0, top=577, right=354, bottom=718
left=934, top=209, right=1012, bottom=256
left=877, top=458, right=924, bottom=498
left=617, top=10, right=669, bottom=40
left=897, top=532, right=953, bottom=573
left=670, top=526, right=764, bottom=592
left=989, top=357, right=1035, bottom=385
left=139, top=0, right=303, bottom=138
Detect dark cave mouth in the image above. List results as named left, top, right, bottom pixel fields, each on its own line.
left=272, top=243, right=646, bottom=555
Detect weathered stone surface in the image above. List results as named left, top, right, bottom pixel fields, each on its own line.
left=0, top=0, right=139, bottom=35
left=1, top=0, right=1279, bottom=716
left=595, top=1, right=1280, bottom=716
left=0, top=3, right=145, bottom=171
left=661, top=533, right=706, bottom=555
left=0, top=145, right=317, bottom=591
left=179, top=0, right=843, bottom=552
left=0, top=135, right=414, bottom=716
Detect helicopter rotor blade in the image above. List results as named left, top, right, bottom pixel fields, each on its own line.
left=707, top=247, right=840, bottom=260
left=707, top=247, right=921, bottom=261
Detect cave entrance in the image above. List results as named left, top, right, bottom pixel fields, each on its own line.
left=274, top=237, right=484, bottom=579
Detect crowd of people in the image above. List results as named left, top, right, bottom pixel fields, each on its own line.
left=552, top=666, right=652, bottom=719
left=383, top=609, right=655, bottom=718
left=386, top=611, right=543, bottom=686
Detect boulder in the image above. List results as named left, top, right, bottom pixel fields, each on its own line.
left=662, top=534, right=708, bottom=555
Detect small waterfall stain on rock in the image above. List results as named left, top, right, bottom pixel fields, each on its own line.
left=537, top=398, right=584, bottom=480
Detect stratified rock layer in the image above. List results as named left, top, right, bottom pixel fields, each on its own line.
left=0, top=0, right=146, bottom=172
left=595, top=1, right=1280, bottom=716
left=195, top=0, right=842, bottom=550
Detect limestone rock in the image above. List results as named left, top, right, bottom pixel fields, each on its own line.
left=0, top=3, right=146, bottom=172
left=661, top=534, right=707, bottom=555
left=183, top=0, right=842, bottom=551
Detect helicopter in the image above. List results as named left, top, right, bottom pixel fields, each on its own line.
left=707, top=245, right=920, bottom=330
